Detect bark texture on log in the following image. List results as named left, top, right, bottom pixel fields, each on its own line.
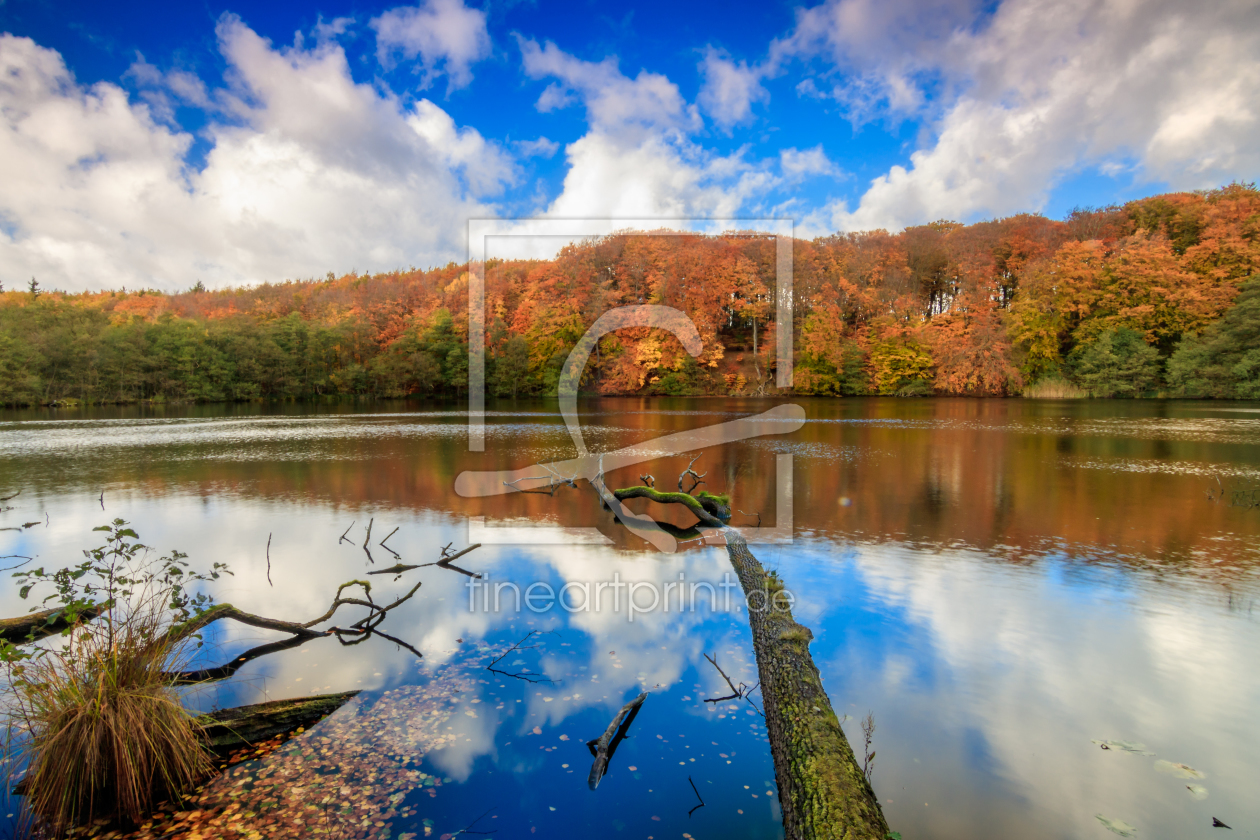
left=197, top=691, right=360, bottom=753
left=611, top=484, right=888, bottom=839
left=724, top=530, right=888, bottom=840
left=0, top=605, right=102, bottom=644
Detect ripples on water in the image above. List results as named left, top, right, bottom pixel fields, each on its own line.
left=1, top=397, right=1258, bottom=840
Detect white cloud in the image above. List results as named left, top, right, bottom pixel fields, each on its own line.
left=697, top=47, right=769, bottom=129
left=779, top=145, right=842, bottom=180
left=548, top=132, right=766, bottom=219
left=0, top=19, right=512, bottom=292
left=371, top=0, right=491, bottom=90
left=515, top=136, right=559, bottom=158
left=518, top=37, right=700, bottom=136
left=517, top=38, right=770, bottom=221
left=787, top=0, right=1260, bottom=232
left=407, top=98, right=518, bottom=195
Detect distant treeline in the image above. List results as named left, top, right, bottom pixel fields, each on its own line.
left=2, top=183, right=1258, bottom=406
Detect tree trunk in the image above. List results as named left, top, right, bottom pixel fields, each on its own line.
left=610, top=486, right=889, bottom=840
left=726, top=530, right=888, bottom=840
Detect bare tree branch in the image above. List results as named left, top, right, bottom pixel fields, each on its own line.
left=486, top=630, right=557, bottom=683
left=687, top=776, right=706, bottom=817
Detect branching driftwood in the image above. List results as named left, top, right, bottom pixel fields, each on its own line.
left=4, top=544, right=445, bottom=687
left=609, top=468, right=888, bottom=840
left=586, top=692, right=646, bottom=790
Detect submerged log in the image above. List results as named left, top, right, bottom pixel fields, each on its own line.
left=0, top=605, right=102, bottom=644
left=198, top=691, right=360, bottom=753
left=613, top=484, right=888, bottom=840
left=586, top=692, right=646, bottom=790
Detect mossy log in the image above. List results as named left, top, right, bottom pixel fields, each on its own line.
left=0, top=605, right=102, bottom=644
left=614, top=486, right=888, bottom=840
left=611, top=486, right=732, bottom=523
left=197, top=691, right=360, bottom=753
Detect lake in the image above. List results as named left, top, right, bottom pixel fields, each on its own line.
left=2, top=397, right=1258, bottom=840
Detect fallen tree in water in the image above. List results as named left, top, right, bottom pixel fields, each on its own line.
left=609, top=474, right=890, bottom=840
left=200, top=691, right=361, bottom=753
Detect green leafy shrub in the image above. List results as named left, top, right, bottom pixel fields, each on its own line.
left=1068, top=328, right=1161, bottom=397
left=1167, top=276, right=1260, bottom=398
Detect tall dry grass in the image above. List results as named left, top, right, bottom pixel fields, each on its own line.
left=1, top=523, right=221, bottom=835
left=1022, top=377, right=1090, bottom=399
left=6, top=608, right=212, bottom=835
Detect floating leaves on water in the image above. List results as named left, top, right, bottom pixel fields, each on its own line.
left=1091, top=739, right=1154, bottom=755
left=1154, top=760, right=1205, bottom=779
left=1096, top=814, right=1138, bottom=836
left=103, top=657, right=488, bottom=840
left=1187, top=784, right=1209, bottom=800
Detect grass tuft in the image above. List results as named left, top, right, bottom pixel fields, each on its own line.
left=10, top=608, right=212, bottom=834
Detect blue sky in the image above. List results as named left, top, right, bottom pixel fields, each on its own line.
left=1, top=0, right=1257, bottom=291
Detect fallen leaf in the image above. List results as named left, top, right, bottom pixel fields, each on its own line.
left=1096, top=814, right=1138, bottom=837
left=1091, top=739, right=1154, bottom=756
left=1154, top=760, right=1205, bottom=779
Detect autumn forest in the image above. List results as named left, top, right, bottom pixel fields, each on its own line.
left=2, top=183, right=1258, bottom=407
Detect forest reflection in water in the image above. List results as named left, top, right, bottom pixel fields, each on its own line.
left=1, top=397, right=1258, bottom=840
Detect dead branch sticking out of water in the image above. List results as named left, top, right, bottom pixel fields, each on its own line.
left=160, top=577, right=427, bottom=681
left=368, top=563, right=421, bottom=576
left=486, top=630, right=557, bottom=683
left=412, top=542, right=483, bottom=578
left=503, top=463, right=579, bottom=495
left=678, top=454, right=708, bottom=494
left=266, top=533, right=273, bottom=587
left=450, top=807, right=498, bottom=837
left=586, top=692, right=646, bottom=790
left=0, top=555, right=33, bottom=572
left=861, top=713, right=876, bottom=783
left=339, top=520, right=355, bottom=544
left=0, top=491, right=19, bottom=503
left=703, top=653, right=749, bottom=703
left=687, top=776, right=706, bottom=817
left=167, top=633, right=313, bottom=684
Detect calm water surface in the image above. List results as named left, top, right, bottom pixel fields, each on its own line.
left=2, top=397, right=1259, bottom=840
